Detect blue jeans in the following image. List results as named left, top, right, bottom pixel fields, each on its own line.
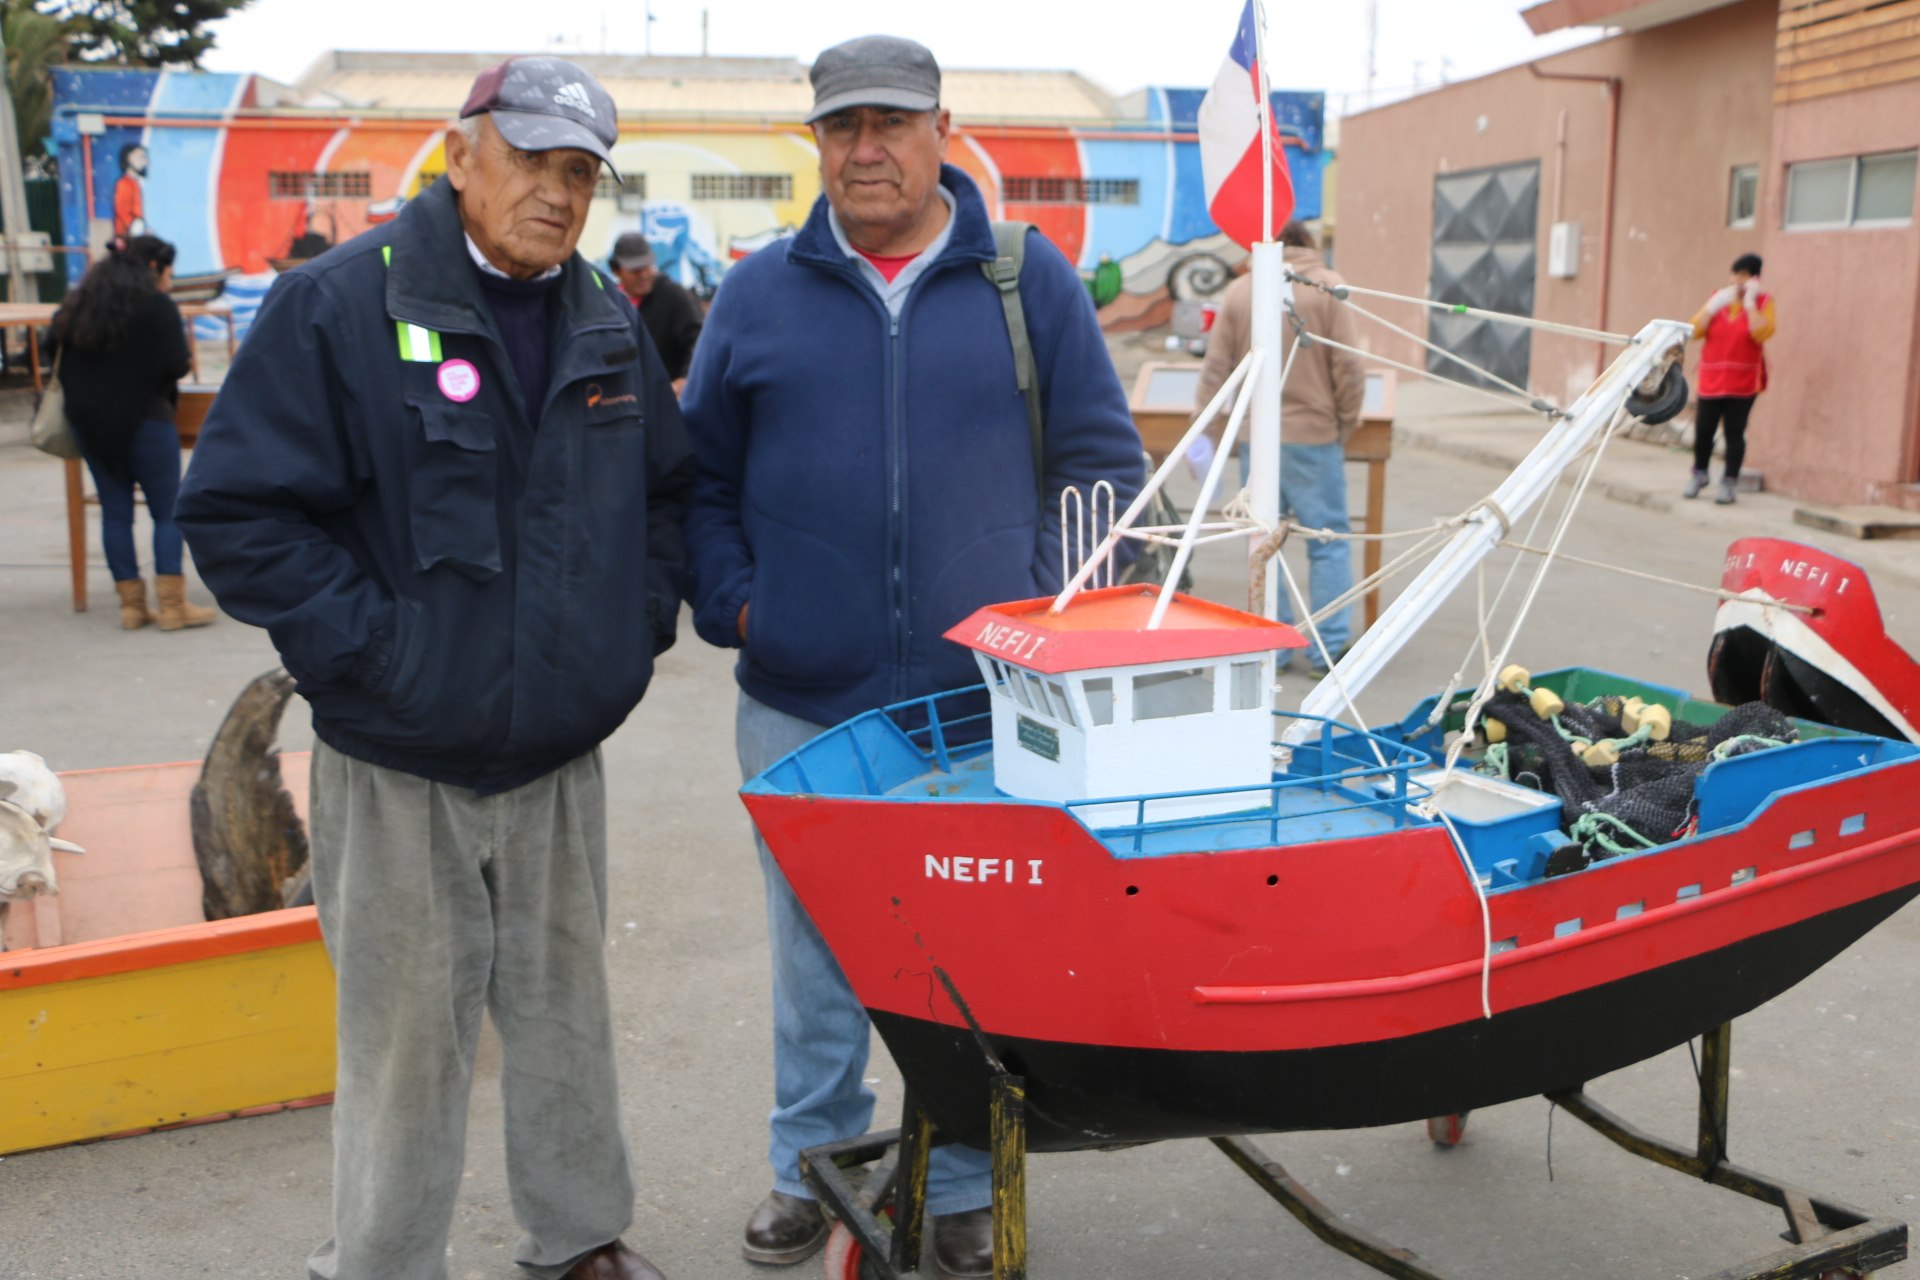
left=82, top=417, right=184, bottom=581
left=735, top=692, right=993, bottom=1216
left=1240, top=440, right=1354, bottom=653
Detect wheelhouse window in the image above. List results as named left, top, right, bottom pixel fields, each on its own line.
left=1081, top=676, right=1116, bottom=726
left=1229, top=661, right=1265, bottom=711
left=1133, top=667, right=1214, bottom=720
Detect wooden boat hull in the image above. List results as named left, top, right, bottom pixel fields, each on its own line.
left=0, top=758, right=334, bottom=1155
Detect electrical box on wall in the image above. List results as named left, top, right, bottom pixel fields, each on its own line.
left=1548, top=221, right=1581, bottom=278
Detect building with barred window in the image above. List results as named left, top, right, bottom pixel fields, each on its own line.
left=48, top=52, right=1328, bottom=332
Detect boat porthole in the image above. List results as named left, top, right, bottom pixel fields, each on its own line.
left=1265, top=874, right=1279, bottom=886
left=1125, top=885, right=1139, bottom=896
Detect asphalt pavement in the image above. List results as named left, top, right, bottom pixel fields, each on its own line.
left=0, top=379, right=1915, bottom=1280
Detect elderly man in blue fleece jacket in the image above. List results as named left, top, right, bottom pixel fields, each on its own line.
left=681, top=33, right=1142, bottom=1280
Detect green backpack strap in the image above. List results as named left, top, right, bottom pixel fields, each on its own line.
left=982, top=220, right=1045, bottom=490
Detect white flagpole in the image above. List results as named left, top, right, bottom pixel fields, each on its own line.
left=1246, top=0, right=1287, bottom=620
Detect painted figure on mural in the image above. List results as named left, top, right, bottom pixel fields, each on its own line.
left=1686, top=252, right=1775, bottom=506
left=113, top=143, right=149, bottom=238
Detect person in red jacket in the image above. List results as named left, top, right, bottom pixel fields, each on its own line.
left=1687, top=252, right=1775, bottom=504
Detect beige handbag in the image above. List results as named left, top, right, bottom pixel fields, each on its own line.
left=30, top=350, right=80, bottom=460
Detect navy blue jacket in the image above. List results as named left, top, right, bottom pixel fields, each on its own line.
left=682, top=165, right=1141, bottom=729
left=177, top=179, right=695, bottom=794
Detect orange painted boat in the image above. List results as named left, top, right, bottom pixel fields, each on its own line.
left=0, top=755, right=335, bottom=1155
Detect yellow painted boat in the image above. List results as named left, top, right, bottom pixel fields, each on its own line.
left=0, top=755, right=335, bottom=1155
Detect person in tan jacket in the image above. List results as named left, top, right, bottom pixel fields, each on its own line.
left=1194, top=220, right=1364, bottom=671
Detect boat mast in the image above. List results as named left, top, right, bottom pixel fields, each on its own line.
left=1248, top=0, right=1287, bottom=622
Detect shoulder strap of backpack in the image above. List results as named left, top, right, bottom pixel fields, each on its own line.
left=982, top=220, right=1045, bottom=490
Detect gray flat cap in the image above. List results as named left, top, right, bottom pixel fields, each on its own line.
left=807, top=35, right=940, bottom=124
left=461, top=56, right=622, bottom=179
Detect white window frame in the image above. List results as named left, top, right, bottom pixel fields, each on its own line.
left=1785, top=151, right=1917, bottom=231
left=1727, top=164, right=1758, bottom=230
left=1854, top=150, right=1919, bottom=229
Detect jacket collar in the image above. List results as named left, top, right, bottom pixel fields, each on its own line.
left=788, top=163, right=997, bottom=272
left=386, top=178, right=627, bottom=339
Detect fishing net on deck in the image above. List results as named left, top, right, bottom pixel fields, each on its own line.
left=1473, top=692, right=1796, bottom=874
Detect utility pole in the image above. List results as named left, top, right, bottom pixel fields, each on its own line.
left=0, top=23, right=41, bottom=303
left=701, top=8, right=709, bottom=57
left=644, top=1, right=655, bottom=56
left=1363, top=0, right=1378, bottom=109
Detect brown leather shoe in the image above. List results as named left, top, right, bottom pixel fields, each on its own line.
left=932, top=1208, right=993, bottom=1278
left=562, top=1240, right=666, bottom=1279
left=742, top=1189, right=827, bottom=1265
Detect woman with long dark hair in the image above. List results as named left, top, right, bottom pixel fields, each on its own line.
left=53, top=234, right=215, bottom=629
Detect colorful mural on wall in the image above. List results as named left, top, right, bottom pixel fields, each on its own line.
left=50, top=67, right=1324, bottom=329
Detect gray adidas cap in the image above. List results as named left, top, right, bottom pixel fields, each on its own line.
left=461, top=56, right=621, bottom=179
left=806, top=35, right=940, bottom=124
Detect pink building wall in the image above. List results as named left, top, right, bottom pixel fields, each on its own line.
left=1334, top=0, right=1920, bottom=505
left=1757, top=78, right=1920, bottom=507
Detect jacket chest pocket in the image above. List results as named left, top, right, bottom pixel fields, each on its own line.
left=407, top=399, right=502, bottom=581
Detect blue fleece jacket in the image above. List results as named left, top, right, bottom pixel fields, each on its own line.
left=682, top=164, right=1142, bottom=730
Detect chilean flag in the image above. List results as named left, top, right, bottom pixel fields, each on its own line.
left=1197, top=1, right=1295, bottom=248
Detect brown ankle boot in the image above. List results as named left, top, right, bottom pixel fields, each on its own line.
left=114, top=578, right=153, bottom=630
left=154, top=574, right=217, bottom=630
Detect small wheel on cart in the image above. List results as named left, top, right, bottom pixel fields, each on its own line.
left=821, top=1218, right=890, bottom=1280
left=1427, top=1112, right=1470, bottom=1147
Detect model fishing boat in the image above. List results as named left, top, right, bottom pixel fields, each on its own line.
left=1710, top=535, right=1920, bottom=744
left=740, top=261, right=1920, bottom=1155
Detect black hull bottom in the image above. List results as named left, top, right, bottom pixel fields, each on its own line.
left=871, top=885, right=1920, bottom=1152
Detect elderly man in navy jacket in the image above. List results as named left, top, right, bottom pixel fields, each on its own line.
left=682, top=35, right=1141, bottom=1279
left=178, top=57, right=689, bottom=1280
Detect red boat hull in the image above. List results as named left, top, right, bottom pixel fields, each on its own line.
left=745, top=755, right=1920, bottom=1149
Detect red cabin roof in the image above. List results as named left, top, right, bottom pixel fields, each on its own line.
left=945, top=585, right=1305, bottom=676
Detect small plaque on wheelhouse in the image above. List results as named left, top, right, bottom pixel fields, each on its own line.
left=1016, top=715, right=1059, bottom=761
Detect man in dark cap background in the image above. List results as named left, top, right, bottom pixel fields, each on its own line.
left=683, top=33, right=1141, bottom=1279
left=610, top=231, right=703, bottom=391
left=178, top=55, right=690, bottom=1280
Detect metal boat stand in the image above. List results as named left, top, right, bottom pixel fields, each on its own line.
left=798, top=1024, right=1907, bottom=1280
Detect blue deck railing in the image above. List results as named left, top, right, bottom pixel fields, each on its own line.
left=1066, top=711, right=1436, bottom=853
left=750, top=685, right=1443, bottom=854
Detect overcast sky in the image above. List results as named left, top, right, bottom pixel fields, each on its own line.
left=202, top=0, right=1601, bottom=118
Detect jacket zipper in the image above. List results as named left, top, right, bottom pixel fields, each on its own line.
left=887, top=308, right=906, bottom=702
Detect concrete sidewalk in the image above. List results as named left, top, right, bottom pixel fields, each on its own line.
left=1388, top=378, right=1920, bottom=600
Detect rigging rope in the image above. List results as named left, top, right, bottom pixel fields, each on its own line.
left=1287, top=268, right=1636, bottom=345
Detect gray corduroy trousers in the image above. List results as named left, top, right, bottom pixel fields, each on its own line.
left=305, top=741, right=633, bottom=1280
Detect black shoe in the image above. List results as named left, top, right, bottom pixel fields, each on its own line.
left=742, top=1190, right=827, bottom=1266
left=932, top=1208, right=993, bottom=1278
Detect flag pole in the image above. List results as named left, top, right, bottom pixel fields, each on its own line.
left=1246, top=0, right=1288, bottom=620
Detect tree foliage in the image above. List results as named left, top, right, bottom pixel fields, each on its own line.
left=3, top=1, right=66, bottom=164
left=32, top=0, right=253, bottom=68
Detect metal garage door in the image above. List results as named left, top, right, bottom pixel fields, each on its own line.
left=1427, top=161, right=1539, bottom=390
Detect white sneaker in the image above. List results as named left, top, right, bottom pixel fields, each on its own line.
left=1683, top=470, right=1709, bottom=499
left=1715, top=477, right=1737, bottom=505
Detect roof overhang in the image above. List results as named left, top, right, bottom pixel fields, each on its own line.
left=1521, top=0, right=1741, bottom=35
left=946, top=586, right=1304, bottom=676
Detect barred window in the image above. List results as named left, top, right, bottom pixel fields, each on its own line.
left=596, top=174, right=647, bottom=202
left=1002, top=177, right=1139, bottom=206
left=270, top=171, right=373, bottom=200
left=691, top=173, right=792, bottom=201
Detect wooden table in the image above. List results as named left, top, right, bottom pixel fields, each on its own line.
left=62, top=386, right=219, bottom=612
left=1129, top=361, right=1397, bottom=630
left=0, top=301, right=235, bottom=394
